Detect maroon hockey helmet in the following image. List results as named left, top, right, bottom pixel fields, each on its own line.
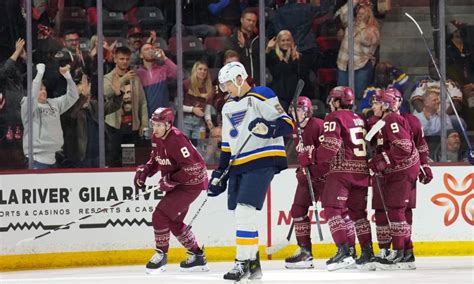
left=150, top=107, right=175, bottom=125
left=386, top=87, right=402, bottom=99
left=290, top=96, right=313, bottom=117
left=327, top=86, right=355, bottom=106
left=374, top=89, right=398, bottom=111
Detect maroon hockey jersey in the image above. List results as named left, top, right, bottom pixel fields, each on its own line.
left=316, top=109, right=369, bottom=176
left=145, top=127, right=208, bottom=190
left=293, top=117, right=324, bottom=165
left=373, top=112, right=420, bottom=174
left=401, top=113, right=429, bottom=166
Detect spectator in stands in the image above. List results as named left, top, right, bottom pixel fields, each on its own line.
left=267, top=0, right=331, bottom=74
left=461, top=82, right=474, bottom=130
left=104, top=46, right=148, bottom=167
left=359, top=62, right=415, bottom=117
left=413, top=87, right=453, bottom=137
left=0, top=38, right=26, bottom=169
left=411, top=59, right=464, bottom=116
left=183, top=60, right=215, bottom=146
left=21, top=64, right=79, bottom=169
left=410, top=77, right=467, bottom=133
left=446, top=20, right=473, bottom=86
left=137, top=43, right=177, bottom=116
left=335, top=0, right=380, bottom=102
left=229, top=8, right=261, bottom=84
left=62, top=75, right=123, bottom=167
left=266, top=30, right=309, bottom=112
left=434, top=129, right=465, bottom=162
left=61, top=30, right=92, bottom=81
left=127, top=26, right=144, bottom=69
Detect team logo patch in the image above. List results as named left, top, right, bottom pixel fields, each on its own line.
left=226, top=109, right=247, bottom=138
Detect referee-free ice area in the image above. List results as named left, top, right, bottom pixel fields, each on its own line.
left=1, top=256, right=472, bottom=284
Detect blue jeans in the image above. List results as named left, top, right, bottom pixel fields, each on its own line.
left=31, top=160, right=55, bottom=169
left=337, top=61, right=374, bottom=102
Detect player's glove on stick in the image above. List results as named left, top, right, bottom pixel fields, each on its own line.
left=159, top=174, right=179, bottom=191
left=207, top=169, right=228, bottom=197
left=297, top=151, right=313, bottom=167
left=418, top=165, right=433, bottom=184
left=134, top=165, right=149, bottom=189
left=368, top=152, right=391, bottom=175
left=249, top=118, right=276, bottom=139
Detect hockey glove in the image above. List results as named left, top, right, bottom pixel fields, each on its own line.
left=368, top=152, right=391, bottom=175
left=207, top=169, right=228, bottom=197
left=297, top=151, right=313, bottom=167
left=418, top=165, right=433, bottom=184
left=134, top=165, right=149, bottom=189
left=249, top=118, right=276, bottom=139
left=159, top=174, right=179, bottom=192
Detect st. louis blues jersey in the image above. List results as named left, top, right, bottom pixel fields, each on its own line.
left=219, top=86, right=294, bottom=175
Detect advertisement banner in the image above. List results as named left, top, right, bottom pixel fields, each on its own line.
left=0, top=165, right=472, bottom=257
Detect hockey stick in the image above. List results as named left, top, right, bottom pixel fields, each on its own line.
left=365, top=127, right=392, bottom=227
left=291, top=79, right=324, bottom=242
left=16, top=185, right=160, bottom=246
left=185, top=197, right=208, bottom=232
left=265, top=221, right=294, bottom=255
left=405, top=12, right=474, bottom=164
left=265, top=80, right=323, bottom=255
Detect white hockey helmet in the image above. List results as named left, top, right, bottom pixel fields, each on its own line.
left=218, top=62, right=248, bottom=91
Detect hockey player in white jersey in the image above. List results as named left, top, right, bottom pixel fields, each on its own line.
left=207, top=62, right=294, bottom=281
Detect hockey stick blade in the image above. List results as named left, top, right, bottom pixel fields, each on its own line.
left=365, top=119, right=385, bottom=142
left=265, top=240, right=290, bottom=255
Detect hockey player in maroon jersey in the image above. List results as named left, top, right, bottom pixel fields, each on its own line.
left=284, top=96, right=324, bottom=269
left=369, top=90, right=421, bottom=268
left=133, top=107, right=209, bottom=274
left=315, top=86, right=374, bottom=271
left=373, top=87, right=432, bottom=269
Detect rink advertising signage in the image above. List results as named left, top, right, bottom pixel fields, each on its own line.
left=431, top=172, right=473, bottom=226
left=0, top=172, right=165, bottom=254
left=0, top=166, right=472, bottom=256
left=270, top=165, right=474, bottom=244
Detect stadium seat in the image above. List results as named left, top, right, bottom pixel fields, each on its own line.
left=103, top=9, right=128, bottom=37
left=79, top=37, right=91, bottom=52
left=107, top=37, right=128, bottom=48
left=169, top=36, right=206, bottom=68
left=61, top=7, right=88, bottom=35
left=135, top=7, right=167, bottom=39
left=203, top=36, right=231, bottom=67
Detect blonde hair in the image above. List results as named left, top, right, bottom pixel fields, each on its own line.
left=189, top=61, right=213, bottom=98
left=357, top=4, right=379, bottom=30
left=275, top=30, right=300, bottom=62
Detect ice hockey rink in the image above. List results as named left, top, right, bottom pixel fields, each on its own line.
left=1, top=256, right=473, bottom=284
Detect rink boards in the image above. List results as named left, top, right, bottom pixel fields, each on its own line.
left=0, top=165, right=473, bottom=271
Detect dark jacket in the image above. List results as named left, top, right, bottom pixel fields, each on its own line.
left=63, top=93, right=123, bottom=162
left=267, top=1, right=330, bottom=52
left=229, top=30, right=261, bottom=84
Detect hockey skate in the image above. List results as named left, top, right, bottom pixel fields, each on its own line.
left=399, top=249, right=416, bottom=270
left=326, top=243, right=355, bottom=271
left=146, top=249, right=167, bottom=274
left=180, top=247, right=209, bottom=272
left=344, top=246, right=357, bottom=269
left=249, top=252, right=263, bottom=279
left=285, top=246, right=314, bottom=269
left=376, top=249, right=404, bottom=270
left=356, top=244, right=376, bottom=271
left=223, top=260, right=250, bottom=282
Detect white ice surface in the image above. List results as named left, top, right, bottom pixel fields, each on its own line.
left=0, top=256, right=473, bottom=284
